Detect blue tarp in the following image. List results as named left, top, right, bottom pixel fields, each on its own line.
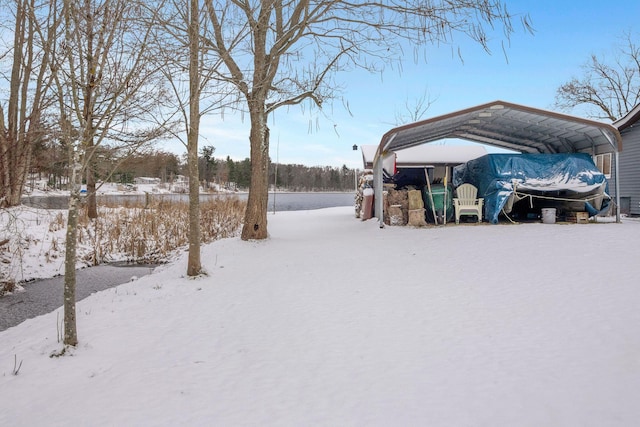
left=453, top=153, right=611, bottom=224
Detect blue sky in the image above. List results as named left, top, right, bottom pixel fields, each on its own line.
left=159, top=0, right=640, bottom=168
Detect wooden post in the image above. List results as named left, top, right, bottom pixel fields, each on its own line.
left=424, top=168, right=438, bottom=224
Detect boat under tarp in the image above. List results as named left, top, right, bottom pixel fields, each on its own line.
left=452, top=153, right=611, bottom=224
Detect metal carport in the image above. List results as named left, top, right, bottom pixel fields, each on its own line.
left=372, top=100, right=623, bottom=226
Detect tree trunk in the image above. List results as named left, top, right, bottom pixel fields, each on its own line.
left=84, top=1, right=97, bottom=220
left=86, top=152, right=97, bottom=219
left=63, top=194, right=79, bottom=347
left=63, top=149, right=81, bottom=347
left=0, top=138, right=30, bottom=207
left=0, top=0, right=28, bottom=208
left=186, top=0, right=201, bottom=276
left=241, top=106, right=270, bottom=241
left=186, top=143, right=201, bottom=276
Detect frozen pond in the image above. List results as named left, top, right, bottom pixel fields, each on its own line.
left=22, top=192, right=356, bottom=211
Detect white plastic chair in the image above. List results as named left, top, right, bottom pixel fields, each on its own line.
left=453, top=183, right=484, bottom=224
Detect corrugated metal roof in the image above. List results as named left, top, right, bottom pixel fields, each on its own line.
left=360, top=144, right=486, bottom=169
left=377, top=100, right=622, bottom=157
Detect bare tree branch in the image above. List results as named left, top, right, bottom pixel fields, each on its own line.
left=393, top=89, right=438, bottom=125
left=199, top=0, right=532, bottom=240
left=555, top=31, right=640, bottom=121
left=51, top=0, right=173, bottom=346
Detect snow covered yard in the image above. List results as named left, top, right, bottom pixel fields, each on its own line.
left=1, top=207, right=639, bottom=426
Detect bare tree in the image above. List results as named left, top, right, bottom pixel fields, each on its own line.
left=393, top=90, right=438, bottom=125
left=203, top=0, right=532, bottom=240
left=152, top=0, right=236, bottom=276
left=186, top=0, right=203, bottom=276
left=555, top=32, right=640, bottom=121
left=0, top=0, right=58, bottom=207
left=52, top=0, right=169, bottom=347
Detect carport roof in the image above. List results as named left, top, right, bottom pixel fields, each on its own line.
left=377, top=100, right=622, bottom=156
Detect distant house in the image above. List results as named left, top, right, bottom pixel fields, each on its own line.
left=613, top=105, right=640, bottom=216
left=360, top=143, right=488, bottom=176
left=172, top=175, right=189, bottom=193
left=134, top=177, right=161, bottom=185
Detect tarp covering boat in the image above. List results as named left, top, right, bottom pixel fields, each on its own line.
left=452, top=153, right=611, bottom=224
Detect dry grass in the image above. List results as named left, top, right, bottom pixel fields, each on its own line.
left=0, top=197, right=246, bottom=292
left=78, top=196, right=247, bottom=264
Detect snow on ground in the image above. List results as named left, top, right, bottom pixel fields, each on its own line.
left=1, top=205, right=143, bottom=285
left=1, top=207, right=639, bottom=426
left=23, top=182, right=166, bottom=197
left=1, top=207, right=72, bottom=284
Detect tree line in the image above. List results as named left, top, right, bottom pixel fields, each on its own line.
left=214, top=155, right=357, bottom=192
left=28, top=145, right=357, bottom=192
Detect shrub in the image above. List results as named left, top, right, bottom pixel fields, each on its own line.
left=80, top=196, right=246, bottom=264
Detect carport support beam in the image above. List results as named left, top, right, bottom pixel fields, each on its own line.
left=599, top=129, right=621, bottom=223
left=615, top=151, right=621, bottom=223
left=374, top=134, right=397, bottom=229
left=375, top=153, right=384, bottom=228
